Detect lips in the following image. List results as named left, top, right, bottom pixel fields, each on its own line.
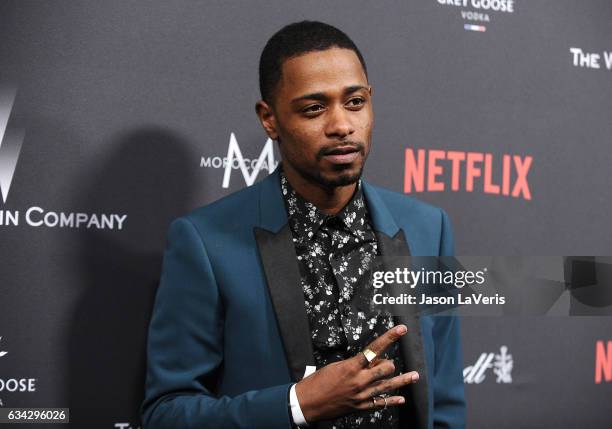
left=323, top=146, right=361, bottom=164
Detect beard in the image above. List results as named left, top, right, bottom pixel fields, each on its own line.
left=285, top=157, right=365, bottom=189
left=278, top=137, right=368, bottom=189
left=313, top=140, right=367, bottom=187
left=316, top=164, right=363, bottom=187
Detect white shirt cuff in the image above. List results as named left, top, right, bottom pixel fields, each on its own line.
left=289, top=383, right=309, bottom=427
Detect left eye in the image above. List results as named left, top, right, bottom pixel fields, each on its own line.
left=346, top=98, right=365, bottom=108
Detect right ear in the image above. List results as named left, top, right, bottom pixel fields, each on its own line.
left=255, top=100, right=279, bottom=141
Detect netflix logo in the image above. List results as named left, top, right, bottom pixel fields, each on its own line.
left=404, top=149, right=533, bottom=200
left=595, top=340, right=612, bottom=384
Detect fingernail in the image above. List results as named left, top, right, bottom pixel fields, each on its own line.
left=396, top=325, right=407, bottom=335
left=398, top=397, right=405, bottom=404
left=411, top=372, right=419, bottom=382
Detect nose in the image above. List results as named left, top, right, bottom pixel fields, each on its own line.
left=324, top=104, right=355, bottom=139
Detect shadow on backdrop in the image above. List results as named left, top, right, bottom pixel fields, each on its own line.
left=66, top=128, right=199, bottom=428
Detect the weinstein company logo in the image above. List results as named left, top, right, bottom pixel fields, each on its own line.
left=404, top=149, right=532, bottom=200
left=464, top=345, right=513, bottom=384
left=569, top=47, right=612, bottom=72
left=595, top=340, right=611, bottom=384
left=200, top=133, right=278, bottom=188
left=0, top=87, right=127, bottom=230
left=0, top=88, right=25, bottom=205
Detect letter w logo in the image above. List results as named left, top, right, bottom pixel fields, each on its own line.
left=0, top=87, right=25, bottom=204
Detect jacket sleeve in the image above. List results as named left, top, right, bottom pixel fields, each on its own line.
left=141, top=217, right=293, bottom=429
left=432, top=209, right=467, bottom=429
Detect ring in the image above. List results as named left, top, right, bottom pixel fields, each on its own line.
left=361, top=348, right=377, bottom=364
left=372, top=395, right=387, bottom=409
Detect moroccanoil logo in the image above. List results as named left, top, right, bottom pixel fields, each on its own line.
left=404, top=149, right=532, bottom=201
left=199, top=133, right=279, bottom=189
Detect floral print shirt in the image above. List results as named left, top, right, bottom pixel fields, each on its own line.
left=280, top=168, right=404, bottom=429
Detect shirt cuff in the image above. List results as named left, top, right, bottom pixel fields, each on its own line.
left=289, top=383, right=309, bottom=427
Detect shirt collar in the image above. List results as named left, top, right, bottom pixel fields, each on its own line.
left=279, top=166, right=368, bottom=240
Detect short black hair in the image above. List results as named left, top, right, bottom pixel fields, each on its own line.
left=258, top=20, right=368, bottom=104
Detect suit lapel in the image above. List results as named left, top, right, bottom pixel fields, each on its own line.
left=361, top=178, right=429, bottom=429
left=376, top=229, right=429, bottom=429
left=254, top=225, right=316, bottom=382
left=254, top=168, right=315, bottom=382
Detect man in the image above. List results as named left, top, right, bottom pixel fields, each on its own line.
left=142, top=21, right=465, bottom=429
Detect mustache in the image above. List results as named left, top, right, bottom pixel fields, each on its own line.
left=317, top=141, right=365, bottom=159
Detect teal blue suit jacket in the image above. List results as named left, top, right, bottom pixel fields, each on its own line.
left=141, top=167, right=466, bottom=429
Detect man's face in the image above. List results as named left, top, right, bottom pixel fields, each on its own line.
left=260, top=47, right=373, bottom=188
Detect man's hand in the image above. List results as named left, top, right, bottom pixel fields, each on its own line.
left=294, top=325, right=419, bottom=423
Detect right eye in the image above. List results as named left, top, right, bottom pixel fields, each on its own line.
left=302, top=104, right=325, bottom=115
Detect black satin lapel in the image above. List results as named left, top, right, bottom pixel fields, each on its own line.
left=254, top=225, right=315, bottom=382
left=375, top=229, right=429, bottom=429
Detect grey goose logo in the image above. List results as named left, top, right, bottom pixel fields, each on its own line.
left=0, top=87, right=25, bottom=204
left=0, top=336, right=7, bottom=357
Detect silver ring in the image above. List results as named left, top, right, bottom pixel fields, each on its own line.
left=373, top=395, right=386, bottom=409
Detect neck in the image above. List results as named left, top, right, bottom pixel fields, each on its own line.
left=282, top=163, right=357, bottom=216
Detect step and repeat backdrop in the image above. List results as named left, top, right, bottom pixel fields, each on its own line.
left=0, top=1, right=611, bottom=428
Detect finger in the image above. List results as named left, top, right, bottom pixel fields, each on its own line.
left=356, top=325, right=407, bottom=366
left=354, top=395, right=405, bottom=411
left=357, top=371, right=419, bottom=401
left=363, top=359, right=396, bottom=384
left=365, top=353, right=386, bottom=368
